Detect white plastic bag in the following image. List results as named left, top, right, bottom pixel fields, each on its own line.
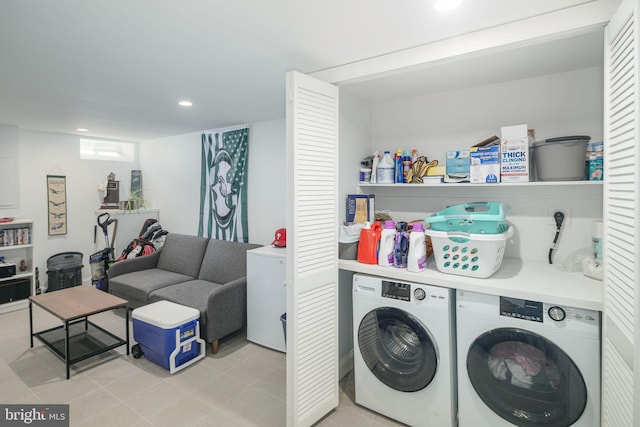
left=339, top=223, right=365, bottom=243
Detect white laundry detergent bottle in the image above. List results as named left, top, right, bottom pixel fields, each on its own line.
left=407, top=222, right=427, bottom=272
left=378, top=220, right=396, bottom=267
left=377, top=151, right=395, bottom=184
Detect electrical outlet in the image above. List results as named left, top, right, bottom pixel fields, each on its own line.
left=547, top=208, right=571, bottom=226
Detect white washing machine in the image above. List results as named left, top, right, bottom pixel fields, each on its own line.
left=456, top=289, right=601, bottom=427
left=352, top=274, right=457, bottom=427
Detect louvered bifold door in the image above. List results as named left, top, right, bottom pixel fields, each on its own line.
left=603, top=0, right=640, bottom=425
left=285, top=71, right=339, bottom=427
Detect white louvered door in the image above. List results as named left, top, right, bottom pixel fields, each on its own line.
left=603, top=0, right=640, bottom=425
left=285, top=71, right=339, bottom=427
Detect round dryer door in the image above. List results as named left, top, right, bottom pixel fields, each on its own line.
left=466, top=327, right=587, bottom=427
left=358, top=307, right=438, bottom=392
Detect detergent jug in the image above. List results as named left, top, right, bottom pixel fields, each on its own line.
left=407, top=222, right=427, bottom=272
left=378, top=220, right=396, bottom=267
left=357, top=221, right=381, bottom=264
left=393, top=222, right=409, bottom=268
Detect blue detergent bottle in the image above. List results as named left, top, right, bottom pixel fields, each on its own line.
left=395, top=148, right=403, bottom=183
left=393, top=221, right=409, bottom=268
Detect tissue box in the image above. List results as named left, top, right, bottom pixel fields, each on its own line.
left=470, top=136, right=500, bottom=183
left=446, top=151, right=470, bottom=175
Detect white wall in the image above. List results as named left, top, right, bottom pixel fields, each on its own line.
left=0, top=117, right=285, bottom=290
left=369, top=67, right=603, bottom=160
left=0, top=126, right=138, bottom=287
left=337, top=91, right=372, bottom=374
left=139, top=118, right=286, bottom=245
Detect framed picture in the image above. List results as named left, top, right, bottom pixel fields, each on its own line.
left=47, top=175, right=67, bottom=235
left=131, top=170, right=142, bottom=197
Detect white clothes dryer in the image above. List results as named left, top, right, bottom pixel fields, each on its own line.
left=352, top=274, right=457, bottom=427
left=456, top=289, right=600, bottom=427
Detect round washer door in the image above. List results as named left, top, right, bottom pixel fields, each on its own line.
left=467, top=327, right=587, bottom=427
left=358, top=306, right=438, bottom=392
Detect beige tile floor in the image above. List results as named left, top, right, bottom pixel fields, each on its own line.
left=0, top=304, right=403, bottom=427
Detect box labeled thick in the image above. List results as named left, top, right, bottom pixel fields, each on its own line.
left=346, top=194, right=375, bottom=224
left=500, top=124, right=530, bottom=182
left=470, top=136, right=500, bottom=183
left=132, top=300, right=205, bottom=374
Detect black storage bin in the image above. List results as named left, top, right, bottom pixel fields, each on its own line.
left=0, top=278, right=31, bottom=304
left=46, top=252, right=83, bottom=292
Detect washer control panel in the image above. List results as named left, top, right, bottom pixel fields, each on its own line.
left=381, top=280, right=411, bottom=301
left=378, top=279, right=448, bottom=305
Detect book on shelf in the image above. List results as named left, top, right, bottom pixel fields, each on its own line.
left=0, top=227, right=31, bottom=246
left=346, top=194, right=375, bottom=224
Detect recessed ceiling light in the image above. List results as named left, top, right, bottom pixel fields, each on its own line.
left=178, top=100, right=193, bottom=107
left=433, top=0, right=462, bottom=11
left=76, top=128, right=89, bottom=132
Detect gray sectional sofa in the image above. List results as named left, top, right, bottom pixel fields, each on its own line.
left=108, top=233, right=261, bottom=354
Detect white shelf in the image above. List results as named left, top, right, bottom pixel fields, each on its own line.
left=0, top=218, right=33, bottom=226
left=0, top=219, right=34, bottom=313
left=0, top=244, right=33, bottom=252
left=0, top=272, right=33, bottom=283
left=359, top=181, right=603, bottom=188
left=339, top=257, right=603, bottom=311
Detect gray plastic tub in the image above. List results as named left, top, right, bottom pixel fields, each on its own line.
left=533, top=135, right=590, bottom=181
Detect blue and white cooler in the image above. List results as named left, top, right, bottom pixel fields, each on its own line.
left=132, top=300, right=206, bottom=374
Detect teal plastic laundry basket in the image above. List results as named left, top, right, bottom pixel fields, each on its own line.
left=424, top=202, right=509, bottom=234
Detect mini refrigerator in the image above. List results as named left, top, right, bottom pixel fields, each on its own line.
left=247, top=246, right=286, bottom=352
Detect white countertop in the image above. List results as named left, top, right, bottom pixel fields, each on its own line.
left=339, top=257, right=603, bottom=311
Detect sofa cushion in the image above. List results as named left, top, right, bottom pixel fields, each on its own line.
left=198, top=240, right=261, bottom=284
left=157, top=233, right=209, bottom=277
left=148, top=279, right=222, bottom=326
left=109, top=268, right=195, bottom=304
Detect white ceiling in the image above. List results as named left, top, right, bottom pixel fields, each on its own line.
left=0, top=0, right=603, bottom=142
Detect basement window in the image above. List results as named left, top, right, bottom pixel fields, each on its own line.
left=80, top=139, right=135, bottom=162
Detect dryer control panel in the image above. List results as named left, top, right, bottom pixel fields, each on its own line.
left=500, top=297, right=543, bottom=322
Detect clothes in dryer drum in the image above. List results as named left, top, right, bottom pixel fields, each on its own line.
left=466, top=327, right=587, bottom=427
left=456, top=290, right=600, bottom=427
left=358, top=306, right=438, bottom=392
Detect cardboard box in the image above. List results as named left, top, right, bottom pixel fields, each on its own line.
left=446, top=151, right=470, bottom=175
left=587, top=152, right=604, bottom=181
left=500, top=124, right=530, bottom=183
left=470, top=136, right=500, bottom=183
left=346, top=194, right=375, bottom=224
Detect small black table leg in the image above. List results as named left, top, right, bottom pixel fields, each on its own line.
left=126, top=307, right=130, bottom=355
left=65, top=320, right=70, bottom=379
left=29, top=300, right=33, bottom=348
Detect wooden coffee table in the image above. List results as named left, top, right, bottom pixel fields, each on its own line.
left=29, top=285, right=129, bottom=379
